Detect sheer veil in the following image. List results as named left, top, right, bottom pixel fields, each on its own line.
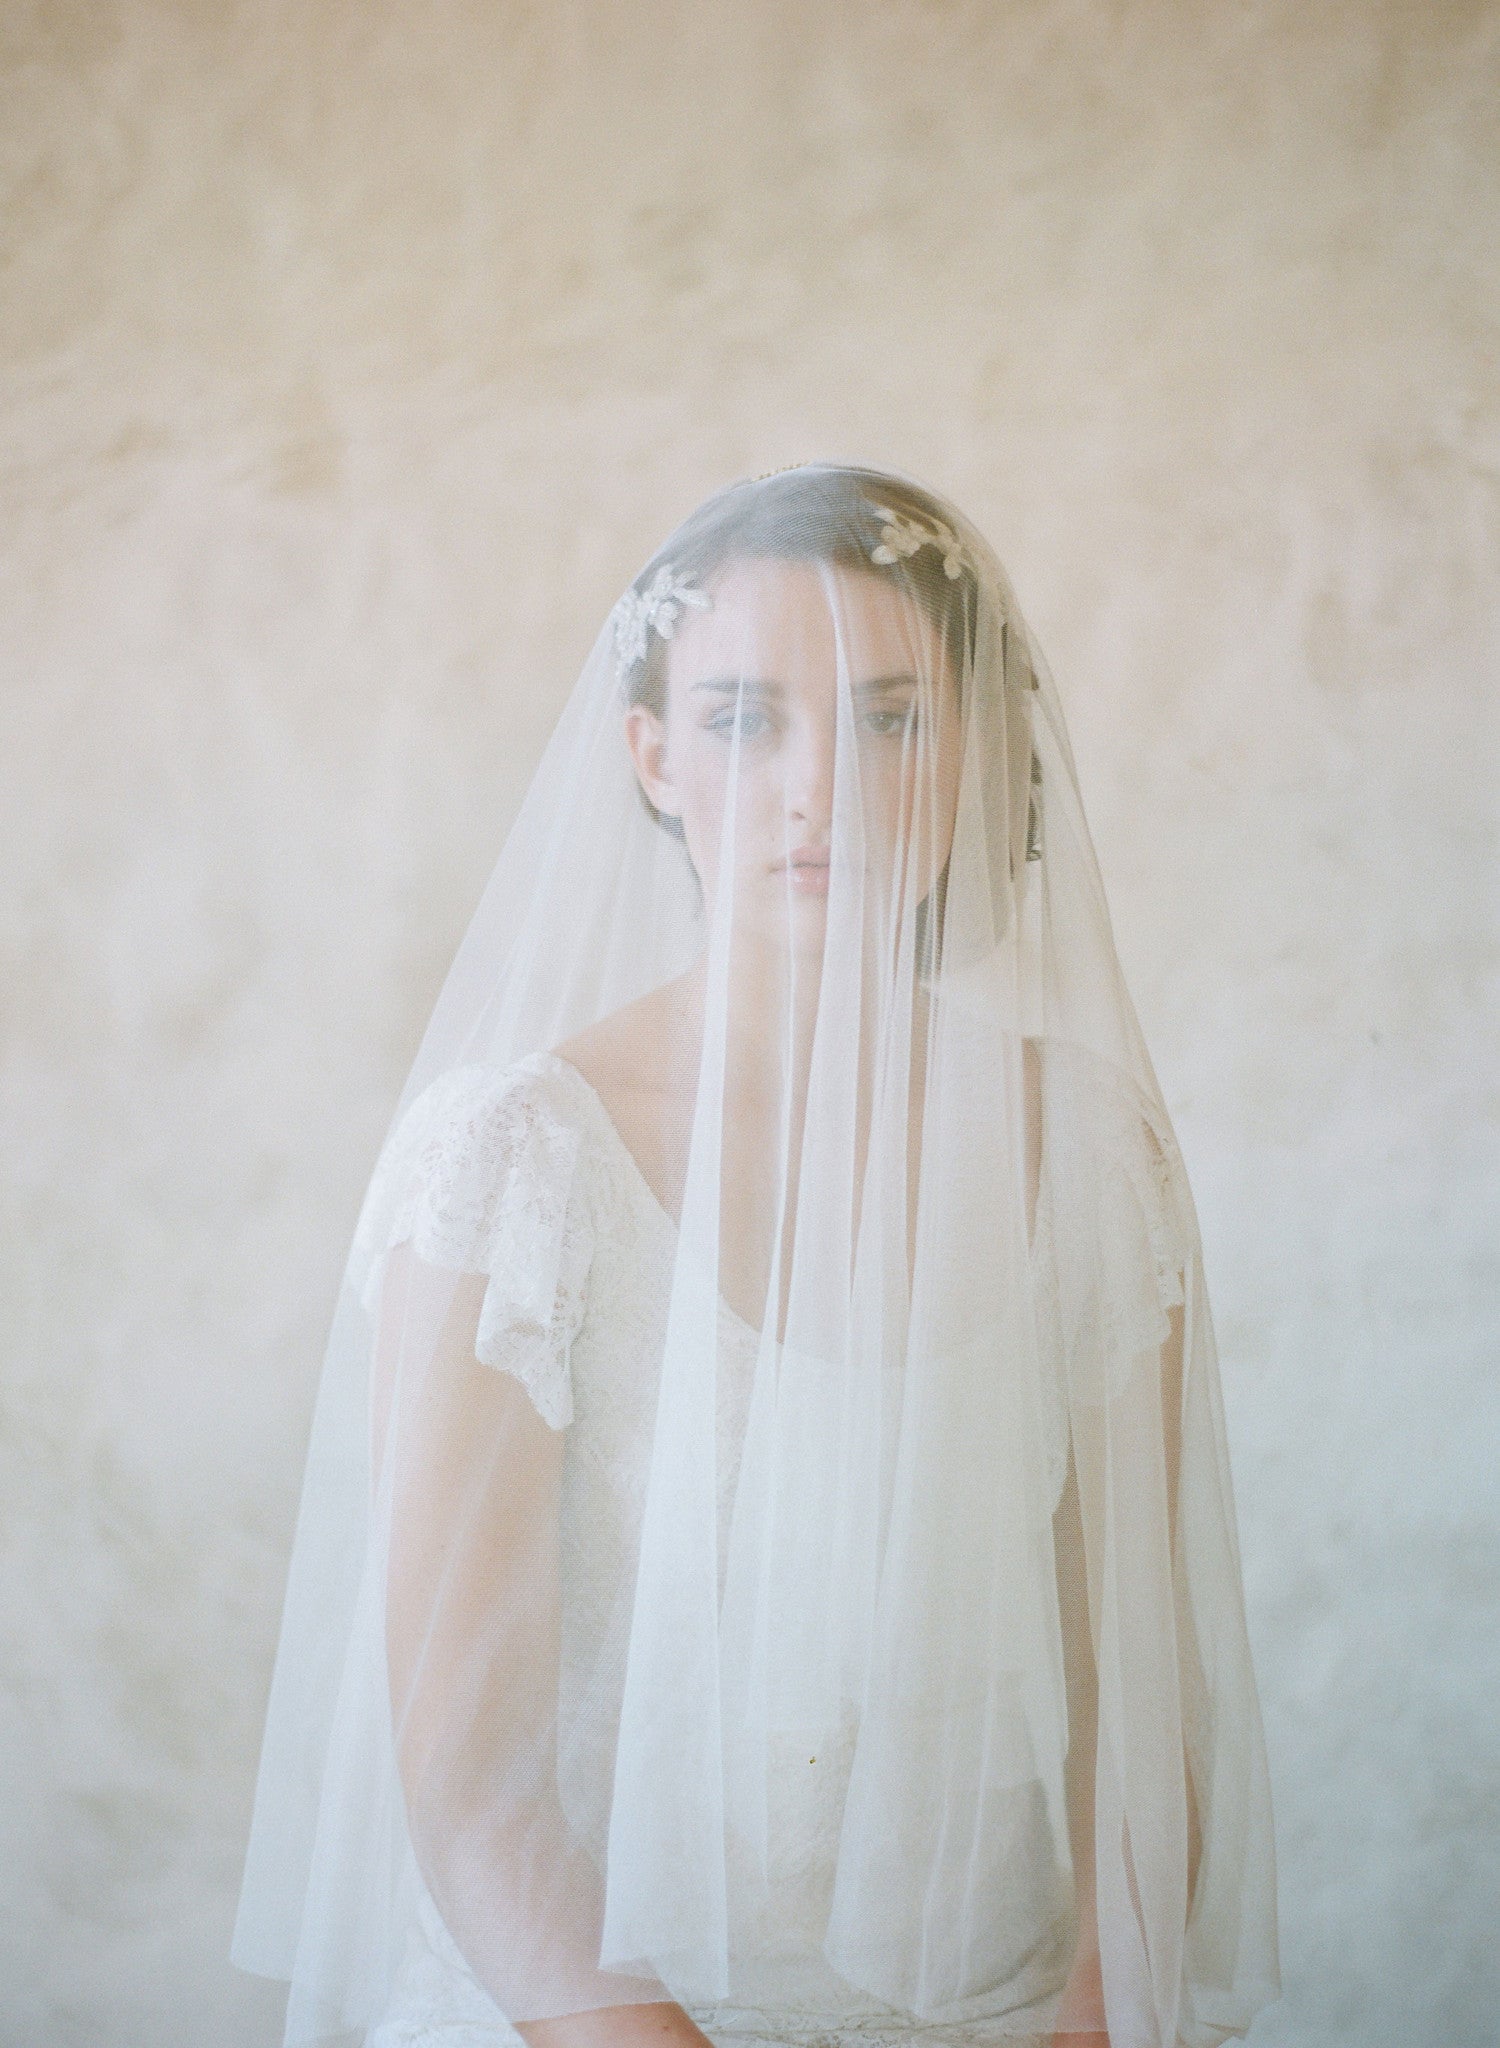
left=233, top=465, right=1279, bottom=2048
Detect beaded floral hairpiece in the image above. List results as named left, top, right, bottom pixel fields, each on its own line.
left=868, top=506, right=971, bottom=581
left=610, top=564, right=712, bottom=686
left=610, top=506, right=982, bottom=689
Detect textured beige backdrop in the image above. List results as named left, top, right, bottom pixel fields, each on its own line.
left=2, top=3, right=1496, bottom=2044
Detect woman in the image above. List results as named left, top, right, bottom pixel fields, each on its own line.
left=233, top=466, right=1280, bottom=2048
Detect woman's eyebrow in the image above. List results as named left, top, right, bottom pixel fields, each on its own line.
left=689, top=676, right=782, bottom=697
left=854, top=672, right=920, bottom=695
left=687, top=672, right=919, bottom=698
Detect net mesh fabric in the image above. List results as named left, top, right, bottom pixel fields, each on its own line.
left=234, top=466, right=1278, bottom=2048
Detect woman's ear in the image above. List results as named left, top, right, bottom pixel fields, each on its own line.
left=624, top=703, right=683, bottom=822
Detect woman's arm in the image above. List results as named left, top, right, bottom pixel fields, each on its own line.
left=1047, top=1290, right=1200, bottom=2048
left=516, top=2003, right=715, bottom=2048
left=379, top=1246, right=682, bottom=2029
left=1049, top=1424, right=1109, bottom=2048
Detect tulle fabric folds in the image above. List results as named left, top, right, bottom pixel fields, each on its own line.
left=233, top=466, right=1278, bottom=2048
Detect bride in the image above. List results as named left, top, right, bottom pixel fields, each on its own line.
left=233, top=466, right=1280, bottom=2048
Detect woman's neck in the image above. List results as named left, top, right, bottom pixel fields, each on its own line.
left=678, top=935, right=930, bottom=1109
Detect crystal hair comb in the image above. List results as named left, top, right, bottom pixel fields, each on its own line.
left=610, top=564, right=712, bottom=683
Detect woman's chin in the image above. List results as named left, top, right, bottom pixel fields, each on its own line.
left=729, top=900, right=831, bottom=959
left=717, top=879, right=909, bottom=965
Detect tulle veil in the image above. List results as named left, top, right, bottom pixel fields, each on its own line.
left=233, top=464, right=1279, bottom=2048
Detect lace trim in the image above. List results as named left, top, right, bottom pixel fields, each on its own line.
left=691, top=2007, right=1050, bottom=2048
left=1030, top=1043, right=1196, bottom=1403
left=352, top=1058, right=596, bottom=1430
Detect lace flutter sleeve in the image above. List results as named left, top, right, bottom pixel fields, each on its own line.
left=353, top=1063, right=594, bottom=1428
left=1031, top=1038, right=1198, bottom=1403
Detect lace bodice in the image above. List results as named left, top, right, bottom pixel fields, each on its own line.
left=357, top=1048, right=1191, bottom=2048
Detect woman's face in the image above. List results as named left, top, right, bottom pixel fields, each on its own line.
left=626, top=556, right=964, bottom=956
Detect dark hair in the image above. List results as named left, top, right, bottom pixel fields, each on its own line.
left=620, top=465, right=984, bottom=842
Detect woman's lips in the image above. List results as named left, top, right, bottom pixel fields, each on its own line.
left=776, top=854, right=831, bottom=897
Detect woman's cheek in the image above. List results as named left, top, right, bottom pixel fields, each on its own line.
left=678, top=743, right=739, bottom=892
left=865, top=750, right=916, bottom=868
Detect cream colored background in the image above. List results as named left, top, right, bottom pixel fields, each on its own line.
left=2, top=3, right=1496, bottom=2043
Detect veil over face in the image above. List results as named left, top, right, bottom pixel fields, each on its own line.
left=233, top=466, right=1279, bottom=2048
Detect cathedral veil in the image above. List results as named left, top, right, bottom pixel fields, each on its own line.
left=232, top=465, right=1279, bottom=2048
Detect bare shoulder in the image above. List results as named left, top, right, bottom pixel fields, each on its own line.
left=553, top=980, right=684, bottom=1100
left=554, top=968, right=699, bottom=1117
left=552, top=975, right=700, bottom=1213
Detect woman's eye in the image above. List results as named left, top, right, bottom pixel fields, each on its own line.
left=708, top=705, right=772, bottom=740
left=862, top=706, right=917, bottom=737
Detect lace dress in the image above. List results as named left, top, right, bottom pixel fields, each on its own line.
left=361, top=1050, right=1072, bottom=2048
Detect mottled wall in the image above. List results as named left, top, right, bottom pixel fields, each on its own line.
left=2, top=3, right=1496, bottom=2044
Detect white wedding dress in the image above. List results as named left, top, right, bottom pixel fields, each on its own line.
left=359, top=1049, right=1087, bottom=2048
left=237, top=468, right=1278, bottom=2048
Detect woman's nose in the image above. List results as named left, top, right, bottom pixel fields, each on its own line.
left=782, top=716, right=839, bottom=828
